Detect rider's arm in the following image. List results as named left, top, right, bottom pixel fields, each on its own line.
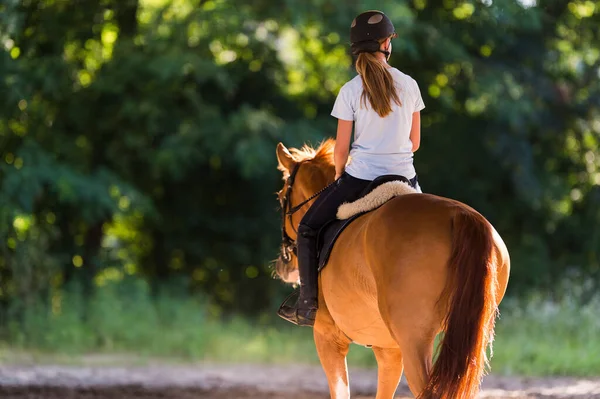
left=334, top=119, right=353, bottom=179
left=410, top=111, right=421, bottom=152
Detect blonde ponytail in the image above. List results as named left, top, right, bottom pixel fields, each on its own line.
left=355, top=50, right=401, bottom=118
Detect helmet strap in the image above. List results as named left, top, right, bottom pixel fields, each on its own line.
left=378, top=49, right=390, bottom=60
left=378, top=38, right=392, bottom=61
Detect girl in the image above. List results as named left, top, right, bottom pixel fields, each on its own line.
left=278, top=10, right=425, bottom=326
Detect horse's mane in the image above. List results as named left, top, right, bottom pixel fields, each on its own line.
left=288, top=138, right=335, bottom=168
left=277, top=139, right=336, bottom=185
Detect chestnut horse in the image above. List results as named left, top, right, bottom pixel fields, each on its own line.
left=274, top=139, right=510, bottom=399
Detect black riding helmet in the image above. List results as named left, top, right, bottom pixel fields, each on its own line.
left=350, top=10, right=397, bottom=57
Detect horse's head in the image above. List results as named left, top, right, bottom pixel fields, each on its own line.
left=274, top=140, right=336, bottom=284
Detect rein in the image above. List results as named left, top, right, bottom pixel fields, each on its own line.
left=279, top=162, right=335, bottom=264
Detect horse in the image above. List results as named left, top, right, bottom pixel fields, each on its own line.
left=273, top=139, right=511, bottom=399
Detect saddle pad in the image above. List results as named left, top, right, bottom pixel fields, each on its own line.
left=338, top=180, right=416, bottom=219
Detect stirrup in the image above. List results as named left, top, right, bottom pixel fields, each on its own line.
left=279, top=288, right=300, bottom=309
left=277, top=289, right=317, bottom=327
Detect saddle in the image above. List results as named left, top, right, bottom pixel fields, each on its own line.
left=316, top=174, right=418, bottom=271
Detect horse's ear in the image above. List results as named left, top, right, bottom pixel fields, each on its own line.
left=276, top=142, right=295, bottom=172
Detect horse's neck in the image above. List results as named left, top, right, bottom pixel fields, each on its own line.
left=303, top=165, right=335, bottom=193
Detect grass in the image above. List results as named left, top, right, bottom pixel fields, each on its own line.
left=491, top=293, right=600, bottom=376
left=2, top=279, right=599, bottom=376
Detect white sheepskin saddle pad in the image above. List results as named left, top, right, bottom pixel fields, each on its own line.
left=337, top=180, right=417, bottom=220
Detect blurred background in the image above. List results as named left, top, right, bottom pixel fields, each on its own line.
left=0, top=0, right=599, bottom=381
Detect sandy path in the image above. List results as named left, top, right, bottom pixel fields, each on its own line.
left=0, top=363, right=599, bottom=398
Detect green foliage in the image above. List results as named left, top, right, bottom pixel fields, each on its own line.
left=0, top=0, right=599, bottom=327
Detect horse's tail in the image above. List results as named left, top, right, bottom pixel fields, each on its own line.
left=419, top=208, right=499, bottom=399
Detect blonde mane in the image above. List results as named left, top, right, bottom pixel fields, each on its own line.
left=289, top=139, right=335, bottom=165
left=278, top=139, right=336, bottom=177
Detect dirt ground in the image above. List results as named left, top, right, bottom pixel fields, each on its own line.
left=1, top=363, right=599, bottom=398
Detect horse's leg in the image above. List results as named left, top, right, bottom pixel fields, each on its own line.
left=313, top=300, right=352, bottom=399
left=383, top=299, right=437, bottom=396
left=314, top=330, right=351, bottom=398
left=372, top=347, right=403, bottom=399
left=394, top=333, right=435, bottom=397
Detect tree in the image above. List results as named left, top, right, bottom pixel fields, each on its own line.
left=0, top=0, right=598, bottom=324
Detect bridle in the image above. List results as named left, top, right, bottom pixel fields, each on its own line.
left=279, top=162, right=334, bottom=264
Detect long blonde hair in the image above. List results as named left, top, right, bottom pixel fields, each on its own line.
left=355, top=40, right=401, bottom=118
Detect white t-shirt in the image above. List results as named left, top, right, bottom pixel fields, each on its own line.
left=330, top=67, right=425, bottom=181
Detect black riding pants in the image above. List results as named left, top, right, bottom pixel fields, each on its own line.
left=296, top=172, right=371, bottom=304
left=299, top=172, right=371, bottom=233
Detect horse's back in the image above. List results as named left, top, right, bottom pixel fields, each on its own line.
left=320, top=192, right=510, bottom=346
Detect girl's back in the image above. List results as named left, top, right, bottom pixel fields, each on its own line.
left=332, top=68, right=425, bottom=181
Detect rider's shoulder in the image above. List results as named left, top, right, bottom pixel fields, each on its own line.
left=338, top=75, right=363, bottom=95
left=389, top=67, right=417, bottom=83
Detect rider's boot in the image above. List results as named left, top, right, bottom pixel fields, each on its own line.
left=277, top=226, right=318, bottom=326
